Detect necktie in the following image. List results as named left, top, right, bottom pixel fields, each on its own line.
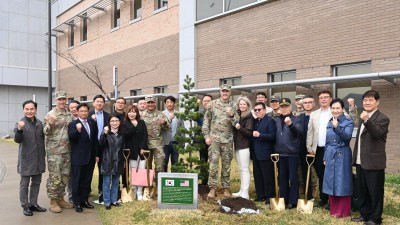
left=83, top=120, right=90, bottom=136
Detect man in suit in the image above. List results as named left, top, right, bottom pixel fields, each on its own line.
left=68, top=103, right=98, bottom=212
left=89, top=95, right=110, bottom=203
left=67, top=99, right=80, bottom=203
left=351, top=90, right=390, bottom=225
left=307, top=90, right=332, bottom=207
left=252, top=102, right=276, bottom=204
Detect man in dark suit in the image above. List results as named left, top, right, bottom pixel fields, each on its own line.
left=252, top=102, right=276, bottom=204
left=68, top=103, right=98, bottom=212
left=89, top=95, right=110, bottom=203
left=351, top=90, right=390, bottom=225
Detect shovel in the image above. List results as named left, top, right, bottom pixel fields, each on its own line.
left=270, top=153, right=285, bottom=211
left=297, top=154, right=316, bottom=214
left=121, top=149, right=134, bottom=203
left=141, top=150, right=155, bottom=201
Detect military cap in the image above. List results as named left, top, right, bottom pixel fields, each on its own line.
left=220, top=84, right=231, bottom=91
left=295, top=94, right=305, bottom=100
left=145, top=96, right=156, bottom=102
left=55, top=91, right=67, bottom=99
left=279, top=98, right=291, bottom=106
left=270, top=95, right=281, bottom=102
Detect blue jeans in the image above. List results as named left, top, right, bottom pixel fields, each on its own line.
left=163, top=141, right=179, bottom=172
left=102, top=175, right=119, bottom=205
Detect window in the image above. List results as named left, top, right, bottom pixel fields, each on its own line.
left=269, top=71, right=296, bottom=109
left=224, top=0, right=257, bottom=11
left=68, top=21, right=74, bottom=47
left=196, top=0, right=223, bottom=21
left=131, top=0, right=142, bottom=20
left=130, top=89, right=141, bottom=96
left=80, top=96, right=87, bottom=101
left=81, top=14, right=88, bottom=42
left=333, top=62, right=371, bottom=127
left=68, top=97, right=75, bottom=102
left=113, top=0, right=121, bottom=28
left=154, top=86, right=166, bottom=109
left=155, top=0, right=168, bottom=10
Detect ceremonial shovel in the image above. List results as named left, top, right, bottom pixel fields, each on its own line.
left=121, top=149, right=134, bottom=203
left=297, top=154, right=315, bottom=214
left=270, top=154, right=285, bottom=211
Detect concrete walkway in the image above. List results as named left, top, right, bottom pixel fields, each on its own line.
left=0, top=140, right=102, bottom=225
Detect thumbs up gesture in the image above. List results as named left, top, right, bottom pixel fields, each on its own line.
left=332, top=117, right=338, bottom=128
left=76, top=123, right=82, bottom=132
left=104, top=126, right=109, bottom=134
left=284, top=116, right=292, bottom=125
left=17, top=121, right=25, bottom=130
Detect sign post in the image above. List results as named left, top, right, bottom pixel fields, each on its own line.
left=158, top=173, right=198, bottom=209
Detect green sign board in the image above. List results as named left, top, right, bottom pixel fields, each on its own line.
left=158, top=173, right=198, bottom=209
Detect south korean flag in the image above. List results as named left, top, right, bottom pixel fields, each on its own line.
left=166, top=180, right=174, bottom=186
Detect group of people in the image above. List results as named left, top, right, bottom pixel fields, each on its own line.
left=14, top=86, right=389, bottom=225
left=202, top=85, right=389, bottom=225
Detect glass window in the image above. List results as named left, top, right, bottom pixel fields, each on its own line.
left=334, top=62, right=371, bottom=127
left=269, top=71, right=296, bottom=109
left=132, top=0, right=142, bottom=19
left=225, top=0, right=257, bottom=11
left=80, top=96, right=87, bottom=101
left=155, top=0, right=168, bottom=10
left=196, top=0, right=223, bottom=21
left=113, top=0, right=121, bottom=28
left=81, top=14, right=87, bottom=42
left=68, top=21, right=74, bottom=47
left=154, top=86, right=166, bottom=109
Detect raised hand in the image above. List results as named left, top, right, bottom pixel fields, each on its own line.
left=17, top=121, right=25, bottom=130
left=76, top=123, right=82, bottom=132
left=104, top=126, right=109, bottom=134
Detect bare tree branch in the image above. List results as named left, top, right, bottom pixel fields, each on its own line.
left=117, top=60, right=160, bottom=88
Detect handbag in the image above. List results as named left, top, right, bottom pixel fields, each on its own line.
left=131, top=153, right=154, bottom=187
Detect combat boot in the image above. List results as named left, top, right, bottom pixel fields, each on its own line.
left=57, top=197, right=74, bottom=209
left=207, top=188, right=216, bottom=199
left=223, top=188, right=231, bottom=198
left=49, top=199, right=62, bottom=213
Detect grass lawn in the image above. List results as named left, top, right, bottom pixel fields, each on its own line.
left=91, top=154, right=400, bottom=225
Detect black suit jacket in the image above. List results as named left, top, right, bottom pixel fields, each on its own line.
left=68, top=118, right=98, bottom=165
left=352, top=109, right=390, bottom=170
left=89, top=110, right=110, bottom=158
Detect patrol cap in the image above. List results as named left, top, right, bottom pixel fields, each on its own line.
left=279, top=98, right=291, bottom=106
left=270, top=95, right=281, bottom=102
left=295, top=94, right=305, bottom=100
left=55, top=91, right=67, bottom=99
left=145, top=96, right=156, bottom=103
left=220, top=84, right=231, bottom=91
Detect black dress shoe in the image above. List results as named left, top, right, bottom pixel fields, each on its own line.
left=287, top=204, right=297, bottom=209
left=105, top=205, right=111, bottom=210
left=81, top=202, right=94, bottom=209
left=317, top=200, right=328, bottom=207
left=351, top=216, right=367, bottom=222
left=363, top=221, right=380, bottom=225
left=111, top=202, right=121, bottom=207
left=254, top=197, right=266, bottom=202
left=265, top=199, right=270, bottom=205
left=23, top=206, right=33, bottom=216
left=29, top=204, right=47, bottom=212
left=75, top=205, right=83, bottom=213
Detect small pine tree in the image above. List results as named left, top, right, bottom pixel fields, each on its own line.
left=172, top=75, right=209, bottom=183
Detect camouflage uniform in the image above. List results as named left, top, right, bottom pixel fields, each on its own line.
left=141, top=99, right=170, bottom=180
left=43, top=107, right=72, bottom=200
left=202, top=98, right=239, bottom=189
left=267, top=111, right=281, bottom=121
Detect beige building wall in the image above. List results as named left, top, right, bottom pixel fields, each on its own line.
left=57, top=0, right=180, bottom=99
left=195, top=0, right=400, bottom=172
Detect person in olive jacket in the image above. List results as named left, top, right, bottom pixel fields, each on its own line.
left=14, top=100, right=47, bottom=216
left=99, top=113, right=124, bottom=210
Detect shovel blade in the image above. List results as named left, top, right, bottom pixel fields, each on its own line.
left=297, top=199, right=314, bottom=214
left=142, top=188, right=151, bottom=201
left=270, top=198, right=285, bottom=211
left=121, top=188, right=134, bottom=203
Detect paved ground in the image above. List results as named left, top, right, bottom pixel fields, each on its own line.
left=0, top=140, right=102, bottom=225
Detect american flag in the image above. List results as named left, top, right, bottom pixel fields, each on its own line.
left=180, top=180, right=189, bottom=187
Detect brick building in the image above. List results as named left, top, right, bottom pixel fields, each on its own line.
left=53, top=0, right=400, bottom=172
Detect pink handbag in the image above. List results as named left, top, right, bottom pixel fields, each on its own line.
left=131, top=157, right=154, bottom=187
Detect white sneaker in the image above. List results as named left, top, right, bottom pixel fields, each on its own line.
left=240, top=193, right=249, bottom=199
left=137, top=195, right=143, bottom=201
left=232, top=191, right=242, bottom=197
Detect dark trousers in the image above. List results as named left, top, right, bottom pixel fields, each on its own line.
left=314, top=146, right=328, bottom=202
left=163, top=141, right=179, bottom=172
left=199, top=142, right=209, bottom=185
left=97, top=161, right=103, bottom=193
left=278, top=156, right=299, bottom=205
left=253, top=158, right=274, bottom=200
left=20, top=174, right=42, bottom=207
left=356, top=165, right=384, bottom=224
left=72, top=164, right=93, bottom=204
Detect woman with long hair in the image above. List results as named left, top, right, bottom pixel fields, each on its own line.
left=122, top=105, right=148, bottom=200
left=232, top=96, right=253, bottom=199
left=99, top=113, right=124, bottom=210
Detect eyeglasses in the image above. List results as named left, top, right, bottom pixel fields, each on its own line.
left=303, top=101, right=314, bottom=104
left=254, top=108, right=263, bottom=112
left=319, top=96, right=331, bottom=100
left=110, top=120, right=120, bottom=123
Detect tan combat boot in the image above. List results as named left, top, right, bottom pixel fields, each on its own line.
left=207, top=188, right=216, bottom=199
left=223, top=188, right=231, bottom=198
left=49, top=199, right=62, bottom=213
left=57, top=197, right=74, bottom=209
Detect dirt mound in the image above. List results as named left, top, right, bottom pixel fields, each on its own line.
left=198, top=185, right=210, bottom=200
left=219, top=197, right=260, bottom=214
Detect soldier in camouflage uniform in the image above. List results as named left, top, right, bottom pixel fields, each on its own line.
left=293, top=94, right=306, bottom=116
left=202, top=84, right=240, bottom=198
left=267, top=95, right=281, bottom=120
left=141, top=96, right=170, bottom=185
left=43, top=91, right=74, bottom=213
